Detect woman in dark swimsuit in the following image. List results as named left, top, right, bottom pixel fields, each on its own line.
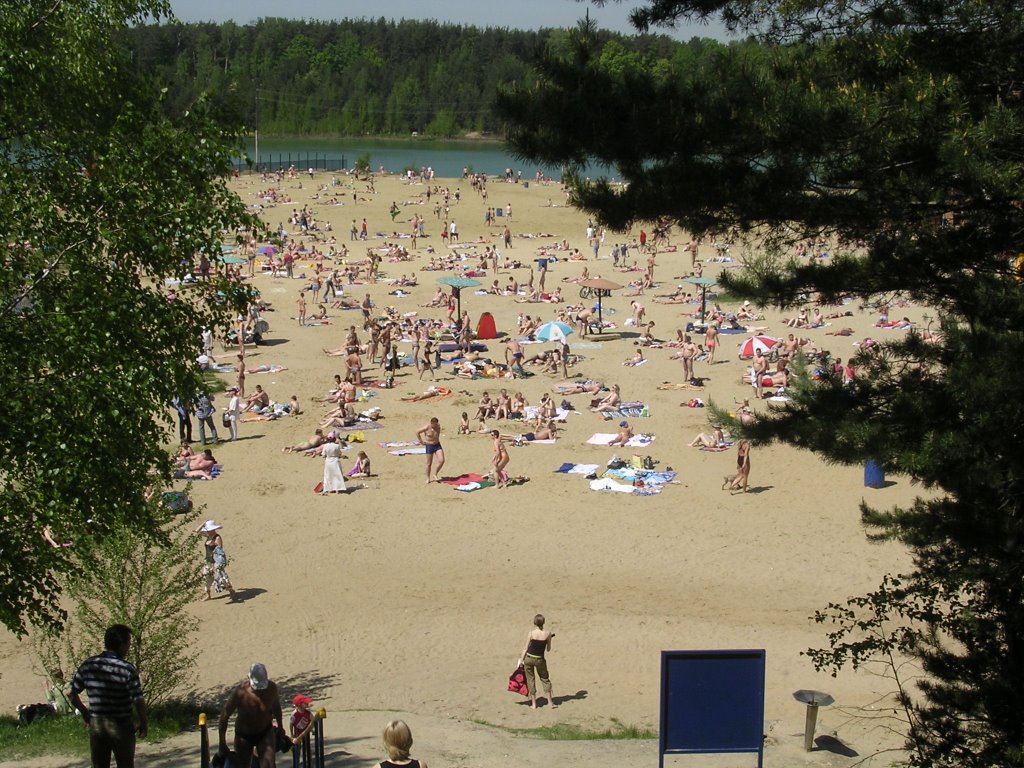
left=730, top=440, right=751, bottom=493
left=518, top=614, right=555, bottom=709
left=419, top=341, right=435, bottom=381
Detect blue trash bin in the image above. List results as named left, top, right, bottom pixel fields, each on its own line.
left=864, top=460, right=885, bottom=488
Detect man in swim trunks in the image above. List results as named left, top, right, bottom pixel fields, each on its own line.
left=360, top=293, right=372, bottom=328
left=752, top=348, right=770, bottom=399
left=505, top=339, right=524, bottom=372
left=704, top=322, right=719, bottom=364
left=416, top=416, right=445, bottom=483
left=218, top=663, right=282, bottom=768
left=345, top=348, right=363, bottom=386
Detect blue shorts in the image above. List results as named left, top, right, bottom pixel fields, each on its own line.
left=425, top=443, right=443, bottom=455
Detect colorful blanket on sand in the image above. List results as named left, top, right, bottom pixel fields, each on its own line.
left=439, top=472, right=495, bottom=492
left=590, top=468, right=677, bottom=496
left=599, top=404, right=649, bottom=420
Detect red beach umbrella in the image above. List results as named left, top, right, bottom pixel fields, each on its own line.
left=738, top=335, right=780, bottom=359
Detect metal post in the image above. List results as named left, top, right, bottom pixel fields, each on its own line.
left=315, top=709, right=327, bottom=768
left=803, top=702, right=819, bottom=751
left=253, top=85, right=260, bottom=173
left=199, top=712, right=210, bottom=768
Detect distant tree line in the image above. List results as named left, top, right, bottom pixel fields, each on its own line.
left=120, top=17, right=721, bottom=137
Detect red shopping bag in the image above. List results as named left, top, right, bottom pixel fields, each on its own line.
left=507, top=663, right=529, bottom=696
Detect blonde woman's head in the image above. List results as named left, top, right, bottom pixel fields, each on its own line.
left=382, top=720, right=414, bottom=761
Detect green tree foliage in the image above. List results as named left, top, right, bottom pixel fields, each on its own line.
left=0, top=1, right=260, bottom=635
left=500, top=3, right=1024, bottom=766
left=119, top=17, right=686, bottom=137
left=36, top=504, right=203, bottom=706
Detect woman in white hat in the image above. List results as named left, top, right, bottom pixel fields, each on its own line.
left=194, top=520, right=237, bottom=600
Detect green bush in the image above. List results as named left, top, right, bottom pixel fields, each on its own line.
left=35, top=506, right=203, bottom=708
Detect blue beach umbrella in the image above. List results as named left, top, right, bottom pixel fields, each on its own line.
left=534, top=320, right=574, bottom=343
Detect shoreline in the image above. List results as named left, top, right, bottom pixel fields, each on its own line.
left=249, top=133, right=504, bottom=144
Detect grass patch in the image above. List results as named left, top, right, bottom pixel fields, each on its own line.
left=202, top=369, right=228, bottom=393
left=0, top=714, right=89, bottom=759
left=471, top=717, right=656, bottom=741
left=710, top=290, right=739, bottom=305
left=0, top=701, right=210, bottom=759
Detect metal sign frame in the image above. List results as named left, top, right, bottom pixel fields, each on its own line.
left=659, top=649, right=766, bottom=768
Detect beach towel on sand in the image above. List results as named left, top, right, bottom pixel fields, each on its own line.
left=588, top=477, right=635, bottom=493
left=523, top=406, right=571, bottom=422
left=389, top=446, right=428, bottom=455
left=599, top=404, right=649, bottom=420
left=595, top=468, right=677, bottom=496
left=336, top=419, right=384, bottom=432
left=439, top=473, right=495, bottom=491
left=440, top=473, right=487, bottom=485
left=586, top=433, right=656, bottom=448
left=554, top=463, right=600, bottom=475
left=454, top=480, right=495, bottom=491
left=586, top=468, right=677, bottom=496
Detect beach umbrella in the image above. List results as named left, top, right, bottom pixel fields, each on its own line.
left=579, top=277, right=623, bottom=334
left=534, top=320, right=573, bottom=343
left=792, top=690, right=834, bottom=706
left=682, top=276, right=718, bottom=327
left=437, top=275, right=482, bottom=320
left=257, top=245, right=279, bottom=256
left=579, top=278, right=623, bottom=291
left=738, top=335, right=780, bottom=359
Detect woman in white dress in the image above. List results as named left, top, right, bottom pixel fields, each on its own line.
left=321, top=433, right=348, bottom=494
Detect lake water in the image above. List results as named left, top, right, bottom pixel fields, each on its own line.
left=243, top=136, right=615, bottom=180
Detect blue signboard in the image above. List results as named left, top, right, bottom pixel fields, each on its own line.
left=659, top=649, right=766, bottom=768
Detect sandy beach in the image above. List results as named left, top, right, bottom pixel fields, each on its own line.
left=0, top=170, right=925, bottom=767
